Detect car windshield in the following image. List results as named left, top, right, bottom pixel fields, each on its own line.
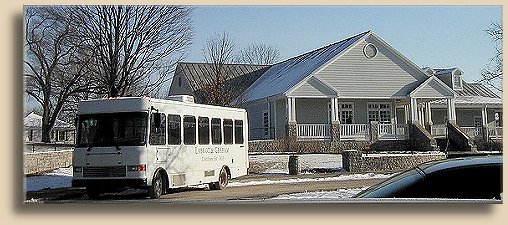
left=354, top=169, right=423, bottom=198
left=77, top=112, right=148, bottom=147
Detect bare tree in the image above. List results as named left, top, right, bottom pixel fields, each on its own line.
left=24, top=6, right=94, bottom=142
left=479, top=22, right=503, bottom=92
left=67, top=5, right=193, bottom=98
left=235, top=43, right=280, bottom=65
left=201, top=31, right=236, bottom=106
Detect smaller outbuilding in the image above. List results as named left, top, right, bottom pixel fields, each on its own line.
left=24, top=112, right=75, bottom=144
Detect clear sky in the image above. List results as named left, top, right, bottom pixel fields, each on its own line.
left=23, top=5, right=502, bottom=112
left=185, top=5, right=502, bottom=83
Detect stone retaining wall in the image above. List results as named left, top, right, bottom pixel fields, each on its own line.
left=249, top=139, right=411, bottom=154
left=248, top=139, right=331, bottom=154
left=24, top=150, right=73, bottom=175
left=341, top=149, right=446, bottom=173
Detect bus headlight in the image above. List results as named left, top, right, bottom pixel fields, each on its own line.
left=127, top=165, right=146, bottom=172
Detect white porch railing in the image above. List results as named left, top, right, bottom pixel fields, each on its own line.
left=340, top=124, right=369, bottom=141
left=461, top=127, right=483, bottom=140
left=296, top=124, right=331, bottom=139
left=431, top=124, right=447, bottom=137
left=488, top=127, right=503, bottom=140
left=378, top=124, right=409, bottom=140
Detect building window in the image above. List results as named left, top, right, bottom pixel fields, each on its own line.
left=262, top=110, right=269, bottom=136
left=495, top=112, right=502, bottom=127
left=29, top=130, right=33, bottom=141
left=474, top=116, right=482, bottom=127
left=339, top=102, right=354, bottom=124
left=363, top=43, right=378, bottom=59
left=453, top=75, right=462, bottom=90
left=368, top=103, right=392, bottom=124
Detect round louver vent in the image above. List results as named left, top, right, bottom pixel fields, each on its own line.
left=363, top=43, right=378, bottom=58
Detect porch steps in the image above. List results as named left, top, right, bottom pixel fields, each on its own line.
left=436, top=138, right=477, bottom=152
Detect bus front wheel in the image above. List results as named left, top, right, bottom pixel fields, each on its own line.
left=148, top=172, right=163, bottom=199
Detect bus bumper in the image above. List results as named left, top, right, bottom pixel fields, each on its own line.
left=72, top=178, right=148, bottom=189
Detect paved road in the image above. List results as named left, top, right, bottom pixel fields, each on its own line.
left=162, top=178, right=385, bottom=202
left=28, top=175, right=388, bottom=203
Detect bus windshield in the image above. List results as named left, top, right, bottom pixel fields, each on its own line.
left=77, top=112, right=148, bottom=147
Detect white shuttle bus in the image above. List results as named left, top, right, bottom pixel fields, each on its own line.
left=72, top=95, right=249, bottom=199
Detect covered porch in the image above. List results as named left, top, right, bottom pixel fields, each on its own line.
left=430, top=107, right=503, bottom=141
left=287, top=97, right=455, bottom=142
left=281, top=76, right=460, bottom=145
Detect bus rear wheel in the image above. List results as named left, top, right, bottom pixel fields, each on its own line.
left=209, top=167, right=229, bottom=190
left=148, top=172, right=164, bottom=199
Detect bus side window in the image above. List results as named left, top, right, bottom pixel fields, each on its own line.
left=150, top=113, right=166, bottom=145
left=168, top=114, right=181, bottom=145
left=235, top=120, right=244, bottom=144
left=211, top=118, right=222, bottom=145
left=198, top=117, right=210, bottom=145
left=224, top=119, right=233, bottom=145
left=183, top=116, right=196, bottom=145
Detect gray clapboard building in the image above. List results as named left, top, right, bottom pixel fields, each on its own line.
left=169, top=31, right=502, bottom=152
left=24, top=112, right=75, bottom=143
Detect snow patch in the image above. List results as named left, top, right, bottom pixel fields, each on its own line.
left=272, top=187, right=368, bottom=200
left=25, top=167, right=73, bottom=192
left=229, top=173, right=394, bottom=187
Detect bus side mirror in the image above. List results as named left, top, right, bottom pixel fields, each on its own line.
left=153, top=113, right=161, bottom=129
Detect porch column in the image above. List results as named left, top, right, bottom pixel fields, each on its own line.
left=330, top=97, right=340, bottom=143
left=446, top=98, right=457, bottom=124
left=481, top=106, right=488, bottom=126
left=330, top=97, right=339, bottom=123
left=410, top=97, right=418, bottom=124
left=286, top=97, right=297, bottom=137
left=481, top=106, right=489, bottom=141
left=424, top=102, right=433, bottom=132
left=419, top=105, right=425, bottom=126
left=287, top=97, right=296, bottom=123
left=404, top=104, right=410, bottom=124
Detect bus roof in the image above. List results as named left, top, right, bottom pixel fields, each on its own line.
left=78, top=96, right=246, bottom=115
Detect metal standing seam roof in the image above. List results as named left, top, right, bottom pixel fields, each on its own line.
left=235, top=31, right=371, bottom=103
left=455, top=82, right=500, bottom=98
left=430, top=82, right=502, bottom=107
left=176, top=62, right=270, bottom=92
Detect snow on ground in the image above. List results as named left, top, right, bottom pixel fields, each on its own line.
left=363, top=151, right=444, bottom=157
left=271, top=187, right=368, bottom=200
left=228, top=173, right=394, bottom=187
left=25, top=167, right=73, bottom=192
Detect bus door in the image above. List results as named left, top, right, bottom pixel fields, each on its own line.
left=150, top=112, right=170, bottom=164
